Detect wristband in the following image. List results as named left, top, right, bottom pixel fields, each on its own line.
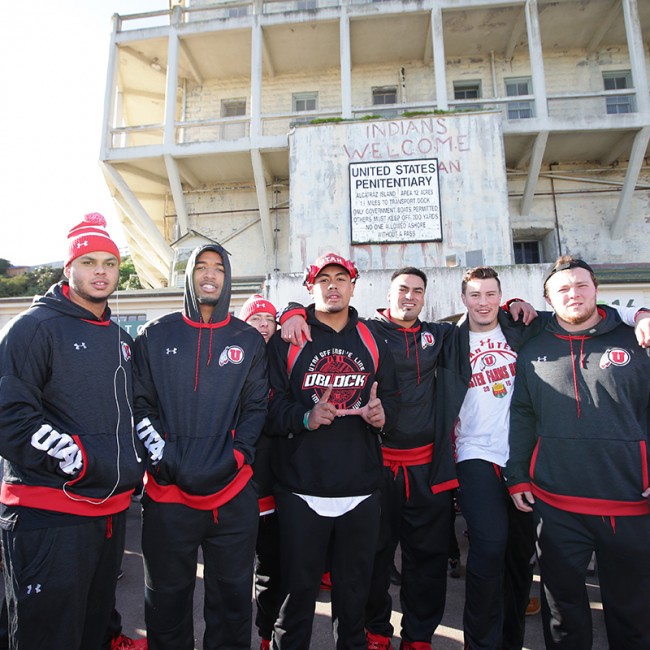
left=303, top=411, right=313, bottom=430
left=634, top=308, right=650, bottom=322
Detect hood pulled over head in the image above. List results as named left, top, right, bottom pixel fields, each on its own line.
left=183, top=243, right=232, bottom=324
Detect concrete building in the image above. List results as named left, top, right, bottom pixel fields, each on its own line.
left=97, top=0, right=649, bottom=318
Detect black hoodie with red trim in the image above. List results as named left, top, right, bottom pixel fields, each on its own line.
left=0, top=282, right=143, bottom=517
left=504, top=306, right=650, bottom=516
left=267, top=305, right=400, bottom=498
left=369, top=309, right=458, bottom=493
left=133, top=244, right=269, bottom=510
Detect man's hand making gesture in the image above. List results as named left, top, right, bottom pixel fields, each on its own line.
left=336, top=381, right=385, bottom=429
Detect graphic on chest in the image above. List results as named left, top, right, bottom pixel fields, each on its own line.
left=303, top=350, right=370, bottom=409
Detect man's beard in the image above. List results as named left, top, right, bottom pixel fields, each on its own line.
left=84, top=293, right=110, bottom=304
left=560, top=305, right=597, bottom=325
left=72, top=282, right=117, bottom=303
left=197, top=296, right=219, bottom=306
left=321, top=303, right=346, bottom=314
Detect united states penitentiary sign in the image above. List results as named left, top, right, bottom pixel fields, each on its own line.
left=348, top=159, right=441, bottom=244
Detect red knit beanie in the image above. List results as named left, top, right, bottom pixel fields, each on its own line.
left=65, top=213, right=121, bottom=268
left=239, top=294, right=277, bottom=323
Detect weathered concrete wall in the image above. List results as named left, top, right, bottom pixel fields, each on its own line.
left=508, top=163, right=650, bottom=265
left=287, top=112, right=512, bottom=273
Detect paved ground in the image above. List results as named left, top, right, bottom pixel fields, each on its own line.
left=116, top=501, right=609, bottom=649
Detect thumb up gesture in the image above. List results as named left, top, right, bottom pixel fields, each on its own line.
left=337, top=381, right=385, bottom=429
left=307, top=386, right=336, bottom=430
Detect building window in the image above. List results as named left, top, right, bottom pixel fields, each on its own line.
left=112, top=314, right=148, bottom=337
left=221, top=99, right=246, bottom=139
left=513, top=241, right=541, bottom=264
left=372, top=86, right=397, bottom=106
left=291, top=92, right=318, bottom=125
left=228, top=6, right=247, bottom=17
left=454, top=80, right=482, bottom=109
left=603, top=70, right=635, bottom=114
left=296, top=0, right=317, bottom=8
left=371, top=86, right=398, bottom=118
left=293, top=92, right=318, bottom=113
left=505, top=77, right=534, bottom=119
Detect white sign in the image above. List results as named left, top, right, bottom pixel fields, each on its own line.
left=349, top=159, right=442, bottom=244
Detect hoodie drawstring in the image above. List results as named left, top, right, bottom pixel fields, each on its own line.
left=413, top=331, right=421, bottom=384
left=194, top=328, right=202, bottom=392
left=401, top=329, right=422, bottom=385
left=207, top=327, right=214, bottom=366
left=557, top=334, right=590, bottom=419
left=193, top=325, right=217, bottom=391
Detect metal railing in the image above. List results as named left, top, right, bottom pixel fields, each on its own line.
left=107, top=89, right=647, bottom=149
left=113, top=1, right=384, bottom=32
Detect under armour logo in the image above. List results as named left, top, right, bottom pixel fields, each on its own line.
left=74, top=343, right=87, bottom=350
left=537, top=356, right=547, bottom=362
left=26, top=584, right=42, bottom=595
left=166, top=348, right=177, bottom=355
left=76, top=240, right=89, bottom=249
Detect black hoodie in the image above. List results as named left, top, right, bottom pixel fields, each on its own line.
left=133, top=244, right=269, bottom=510
left=369, top=309, right=458, bottom=493
left=0, top=282, right=143, bottom=517
left=504, top=307, right=650, bottom=516
left=267, top=305, right=400, bottom=497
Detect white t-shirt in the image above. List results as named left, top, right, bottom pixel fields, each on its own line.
left=455, top=324, right=518, bottom=467
left=296, top=494, right=371, bottom=517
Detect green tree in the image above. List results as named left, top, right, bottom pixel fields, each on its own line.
left=0, top=266, right=62, bottom=298
left=29, top=266, right=64, bottom=295
left=0, top=259, right=10, bottom=276
left=119, top=256, right=142, bottom=290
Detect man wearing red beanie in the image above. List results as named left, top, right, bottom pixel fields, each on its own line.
left=240, top=294, right=277, bottom=344
left=239, top=294, right=282, bottom=650
left=0, top=213, right=146, bottom=649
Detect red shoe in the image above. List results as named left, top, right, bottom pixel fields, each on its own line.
left=320, top=571, right=332, bottom=591
left=260, top=639, right=272, bottom=650
left=111, top=635, right=148, bottom=649
left=526, top=597, right=541, bottom=616
left=399, top=642, right=431, bottom=650
left=366, top=631, right=392, bottom=650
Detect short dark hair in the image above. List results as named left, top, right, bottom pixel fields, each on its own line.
left=461, top=266, right=501, bottom=294
left=543, top=255, right=597, bottom=298
left=390, top=266, right=428, bottom=289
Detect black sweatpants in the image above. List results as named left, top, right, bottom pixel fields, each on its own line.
left=365, top=464, right=452, bottom=643
left=142, top=482, right=258, bottom=650
left=255, top=512, right=283, bottom=641
left=273, top=487, right=380, bottom=650
left=456, top=459, right=535, bottom=650
left=1, top=512, right=126, bottom=650
left=535, top=499, right=650, bottom=650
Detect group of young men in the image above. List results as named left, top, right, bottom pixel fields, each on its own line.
left=0, top=213, right=648, bottom=650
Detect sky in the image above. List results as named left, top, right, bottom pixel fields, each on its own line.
left=0, top=1, right=168, bottom=267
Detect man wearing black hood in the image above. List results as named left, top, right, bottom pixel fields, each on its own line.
left=0, top=213, right=145, bottom=649
left=133, top=244, right=269, bottom=650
